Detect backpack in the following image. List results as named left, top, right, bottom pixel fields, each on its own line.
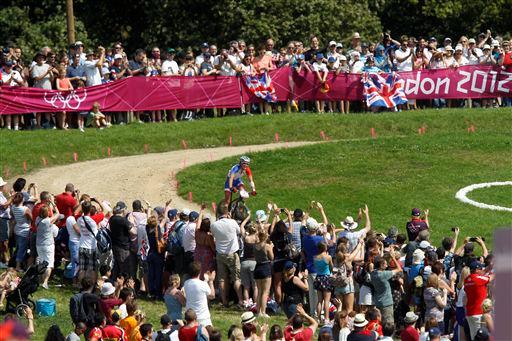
left=155, top=330, right=172, bottom=341
left=70, top=292, right=100, bottom=326
left=83, top=216, right=111, bottom=254
left=196, top=324, right=208, bottom=341
left=167, top=220, right=185, bottom=255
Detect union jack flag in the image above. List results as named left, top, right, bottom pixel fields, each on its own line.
left=362, top=72, right=407, bottom=108
left=244, top=72, right=277, bottom=103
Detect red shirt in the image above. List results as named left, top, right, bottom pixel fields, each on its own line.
left=178, top=324, right=199, bottom=341
left=464, top=273, right=490, bottom=316
left=31, top=202, right=53, bottom=232
left=91, top=212, right=105, bottom=225
left=366, top=320, right=383, bottom=336
left=284, top=325, right=314, bottom=341
left=400, top=325, right=420, bottom=341
left=55, top=192, right=77, bottom=227
left=503, top=51, right=512, bottom=72
left=89, top=327, right=103, bottom=341
left=100, top=297, right=123, bottom=323
left=102, top=324, right=127, bottom=341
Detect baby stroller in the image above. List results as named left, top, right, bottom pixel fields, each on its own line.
left=5, top=261, right=48, bottom=317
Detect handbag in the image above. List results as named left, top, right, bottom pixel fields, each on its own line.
left=156, top=226, right=167, bottom=254
left=283, top=234, right=299, bottom=260
left=330, top=263, right=349, bottom=287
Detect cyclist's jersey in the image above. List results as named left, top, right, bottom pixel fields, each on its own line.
left=226, top=164, right=252, bottom=183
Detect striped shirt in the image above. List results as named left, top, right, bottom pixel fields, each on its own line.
left=11, top=205, right=30, bottom=237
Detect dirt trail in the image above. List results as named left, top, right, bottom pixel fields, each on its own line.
left=29, top=142, right=316, bottom=211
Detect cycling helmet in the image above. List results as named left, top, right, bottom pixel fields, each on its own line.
left=239, top=156, right=251, bottom=164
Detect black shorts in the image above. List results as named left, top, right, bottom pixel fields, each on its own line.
left=272, top=259, right=287, bottom=273
left=254, top=262, right=272, bottom=279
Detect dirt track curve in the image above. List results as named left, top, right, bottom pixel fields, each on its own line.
left=29, top=142, right=316, bottom=212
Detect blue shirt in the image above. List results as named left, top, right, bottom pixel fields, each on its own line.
left=370, top=270, right=394, bottom=308
left=314, top=257, right=331, bottom=276
left=66, top=64, right=85, bottom=79
left=303, top=234, right=323, bottom=273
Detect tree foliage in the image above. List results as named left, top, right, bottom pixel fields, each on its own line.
left=1, top=0, right=510, bottom=58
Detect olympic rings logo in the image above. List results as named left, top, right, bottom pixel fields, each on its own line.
left=43, top=89, right=87, bottom=110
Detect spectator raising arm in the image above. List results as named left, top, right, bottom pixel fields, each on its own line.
left=296, top=304, right=318, bottom=335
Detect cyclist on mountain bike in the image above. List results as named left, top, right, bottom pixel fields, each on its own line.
left=224, top=156, right=256, bottom=203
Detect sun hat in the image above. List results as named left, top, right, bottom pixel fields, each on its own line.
left=329, top=41, right=337, bottom=46
left=0, top=177, right=7, bottom=187
left=412, top=249, right=425, bottom=264
left=85, top=50, right=95, bottom=56
left=404, top=311, right=419, bottom=324
left=352, top=32, right=361, bottom=39
left=353, top=313, right=368, bottom=327
left=101, top=282, right=116, bottom=296
left=241, top=311, right=256, bottom=324
left=255, top=210, right=267, bottom=222
left=75, top=41, right=83, bottom=46
left=341, top=216, right=358, bottom=230
left=445, top=46, right=454, bottom=52
left=306, top=217, right=319, bottom=231
left=351, top=51, right=360, bottom=57
left=468, top=38, right=476, bottom=44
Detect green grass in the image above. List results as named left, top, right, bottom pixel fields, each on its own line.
left=1, top=108, right=510, bottom=178
left=466, top=184, right=512, bottom=209
left=27, top=284, right=287, bottom=340
left=176, top=115, right=512, bottom=246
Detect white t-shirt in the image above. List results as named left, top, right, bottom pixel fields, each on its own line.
left=394, top=48, right=413, bottom=71
left=454, top=56, right=469, bottom=66
left=182, top=222, right=196, bottom=253
left=338, top=327, right=350, bottom=341
left=66, top=216, right=81, bottom=243
left=351, top=60, right=365, bottom=73
left=0, top=192, right=10, bottom=219
left=35, top=217, right=59, bottom=247
left=312, top=62, right=328, bottom=73
left=83, top=60, right=102, bottom=86
left=211, top=217, right=240, bottom=255
left=1, top=70, right=23, bottom=86
left=78, top=215, right=98, bottom=250
left=456, top=286, right=466, bottom=307
left=184, top=278, right=211, bottom=323
left=214, top=55, right=238, bottom=76
left=161, top=60, right=179, bottom=76
left=195, top=54, right=213, bottom=67
left=31, top=64, right=52, bottom=89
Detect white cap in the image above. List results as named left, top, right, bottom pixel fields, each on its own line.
left=445, top=46, right=454, bottom=52
left=483, top=44, right=491, bottom=50
left=492, top=40, right=499, bottom=47
left=0, top=177, right=6, bottom=187
left=329, top=40, right=337, bottom=46
left=114, top=54, right=123, bottom=59
left=455, top=44, right=463, bottom=51
left=419, top=240, right=431, bottom=249
left=181, top=208, right=191, bottom=216
left=75, top=41, right=83, bottom=46
left=339, top=55, right=347, bottom=61
left=468, top=38, right=476, bottom=44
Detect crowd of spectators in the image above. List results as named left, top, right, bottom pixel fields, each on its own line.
left=0, top=176, right=496, bottom=340
left=1, top=30, right=511, bottom=130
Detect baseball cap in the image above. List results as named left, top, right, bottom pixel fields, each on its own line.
left=181, top=208, right=191, bottom=216
left=189, top=211, right=199, bottom=221
left=444, top=37, right=452, bottom=42
left=419, top=240, right=431, bottom=249
left=114, top=53, right=123, bottom=60
left=429, top=37, right=437, bottom=42
left=85, top=50, right=94, bottom=56
left=483, top=44, right=491, bottom=50
left=339, top=55, right=347, bottom=61
left=316, top=52, right=324, bottom=59
left=429, top=327, right=441, bottom=338
left=101, top=67, right=110, bottom=75
left=329, top=40, right=337, bottom=46
left=255, top=210, right=267, bottom=222
left=114, top=201, right=127, bottom=212
left=455, top=44, right=463, bottom=51
left=306, top=217, right=319, bottom=231
left=411, top=208, right=421, bottom=216
left=75, top=41, right=84, bottom=46
left=153, top=207, right=164, bottom=216
left=167, top=209, right=178, bottom=220
left=167, top=48, right=176, bottom=54
left=328, top=56, right=336, bottom=63
left=201, top=42, right=209, bottom=49
left=336, top=43, right=343, bottom=48
left=468, top=38, right=476, bottom=44
left=3, top=61, right=13, bottom=67
left=361, top=42, right=368, bottom=48
left=469, top=260, right=485, bottom=271
left=284, top=261, right=296, bottom=271
left=413, top=249, right=425, bottom=264
left=492, top=40, right=499, bottom=47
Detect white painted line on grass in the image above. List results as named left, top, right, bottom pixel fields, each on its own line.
left=455, top=181, right=512, bottom=212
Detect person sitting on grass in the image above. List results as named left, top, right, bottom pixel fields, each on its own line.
left=178, top=308, right=210, bottom=341
left=65, top=322, right=86, bottom=341
left=0, top=268, right=19, bottom=309
left=101, top=310, right=126, bottom=340
left=164, top=274, right=185, bottom=322
left=89, top=102, right=110, bottom=129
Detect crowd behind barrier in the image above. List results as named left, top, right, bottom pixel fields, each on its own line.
left=1, top=31, right=511, bottom=131
left=0, top=174, right=497, bottom=341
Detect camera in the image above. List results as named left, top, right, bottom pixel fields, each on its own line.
left=469, top=237, right=485, bottom=242
left=280, top=208, right=286, bottom=213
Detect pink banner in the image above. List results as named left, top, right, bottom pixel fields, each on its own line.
left=0, top=66, right=510, bottom=115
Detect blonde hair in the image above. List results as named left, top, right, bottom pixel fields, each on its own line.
left=257, top=230, right=268, bottom=244
left=482, top=298, right=493, bottom=313
left=457, top=266, right=470, bottom=289
left=169, top=274, right=180, bottom=287
left=426, top=273, right=439, bottom=288
left=229, top=327, right=244, bottom=341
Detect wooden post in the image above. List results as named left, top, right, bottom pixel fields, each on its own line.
left=66, top=0, right=75, bottom=45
